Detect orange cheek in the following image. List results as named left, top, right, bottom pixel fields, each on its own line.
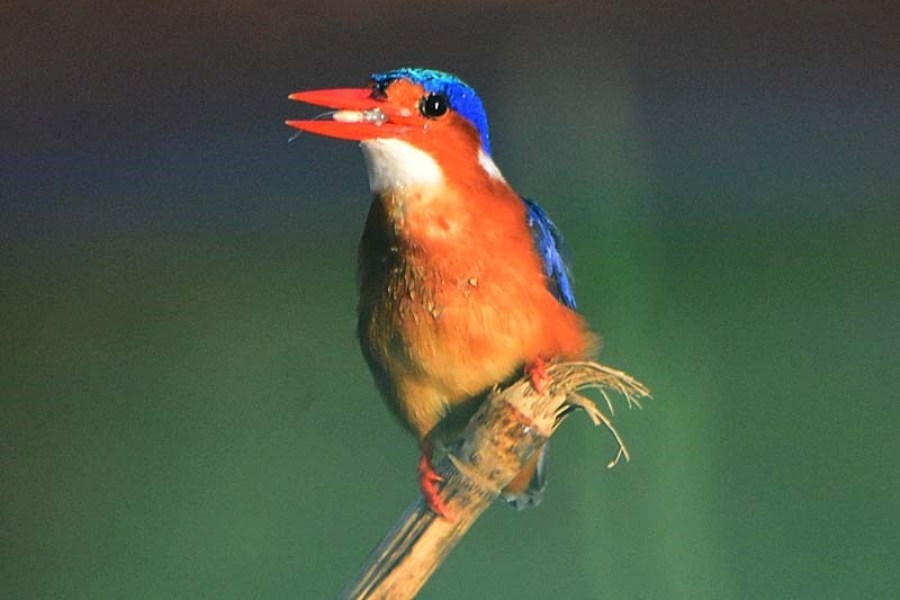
left=382, top=80, right=428, bottom=126
left=381, top=80, right=483, bottom=158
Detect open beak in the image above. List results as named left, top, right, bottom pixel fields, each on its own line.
left=286, top=87, right=412, bottom=141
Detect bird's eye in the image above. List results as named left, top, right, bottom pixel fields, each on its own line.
left=419, top=93, right=449, bottom=118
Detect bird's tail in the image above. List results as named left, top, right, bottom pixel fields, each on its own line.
left=501, top=443, right=550, bottom=510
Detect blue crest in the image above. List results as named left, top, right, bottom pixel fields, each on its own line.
left=371, top=68, right=493, bottom=155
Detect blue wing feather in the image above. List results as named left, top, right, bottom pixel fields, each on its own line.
left=521, top=197, right=577, bottom=309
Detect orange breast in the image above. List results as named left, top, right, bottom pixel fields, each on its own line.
left=357, top=174, right=593, bottom=440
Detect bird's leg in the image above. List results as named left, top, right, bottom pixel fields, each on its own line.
left=417, top=440, right=455, bottom=520
left=525, top=357, right=550, bottom=394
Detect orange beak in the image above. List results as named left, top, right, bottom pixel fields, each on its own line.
left=286, top=87, right=412, bottom=141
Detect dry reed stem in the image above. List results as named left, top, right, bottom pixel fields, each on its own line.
left=341, top=360, right=650, bottom=599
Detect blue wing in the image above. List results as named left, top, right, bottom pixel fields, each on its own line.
left=521, top=196, right=576, bottom=309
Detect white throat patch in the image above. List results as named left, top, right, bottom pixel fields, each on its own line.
left=360, top=139, right=444, bottom=193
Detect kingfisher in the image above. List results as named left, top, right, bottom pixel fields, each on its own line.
left=287, top=68, right=597, bottom=518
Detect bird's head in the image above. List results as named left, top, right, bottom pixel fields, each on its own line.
left=287, top=68, right=506, bottom=193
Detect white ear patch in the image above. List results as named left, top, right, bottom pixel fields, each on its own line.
left=360, top=139, right=444, bottom=193
left=478, top=148, right=506, bottom=182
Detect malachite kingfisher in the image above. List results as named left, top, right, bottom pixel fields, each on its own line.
left=287, top=68, right=597, bottom=518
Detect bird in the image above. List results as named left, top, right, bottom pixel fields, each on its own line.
left=287, top=67, right=597, bottom=518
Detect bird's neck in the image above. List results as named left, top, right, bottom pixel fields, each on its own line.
left=360, top=138, right=520, bottom=251
left=361, top=137, right=507, bottom=193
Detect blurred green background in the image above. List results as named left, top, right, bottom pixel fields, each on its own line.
left=3, top=2, right=899, bottom=598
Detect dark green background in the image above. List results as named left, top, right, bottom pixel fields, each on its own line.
left=4, top=2, right=898, bottom=598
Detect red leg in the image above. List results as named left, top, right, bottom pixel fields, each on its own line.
left=526, top=357, right=550, bottom=394
left=417, top=441, right=455, bottom=520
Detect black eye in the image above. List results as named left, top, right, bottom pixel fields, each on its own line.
left=419, top=93, right=449, bottom=118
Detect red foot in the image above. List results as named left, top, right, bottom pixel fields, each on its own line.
left=526, top=358, right=550, bottom=394
left=417, top=449, right=455, bottom=520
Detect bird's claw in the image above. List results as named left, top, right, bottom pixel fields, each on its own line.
left=417, top=452, right=455, bottom=520
left=526, top=358, right=550, bottom=394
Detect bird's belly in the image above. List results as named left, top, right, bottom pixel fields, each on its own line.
left=415, top=284, right=540, bottom=394
left=360, top=268, right=552, bottom=436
